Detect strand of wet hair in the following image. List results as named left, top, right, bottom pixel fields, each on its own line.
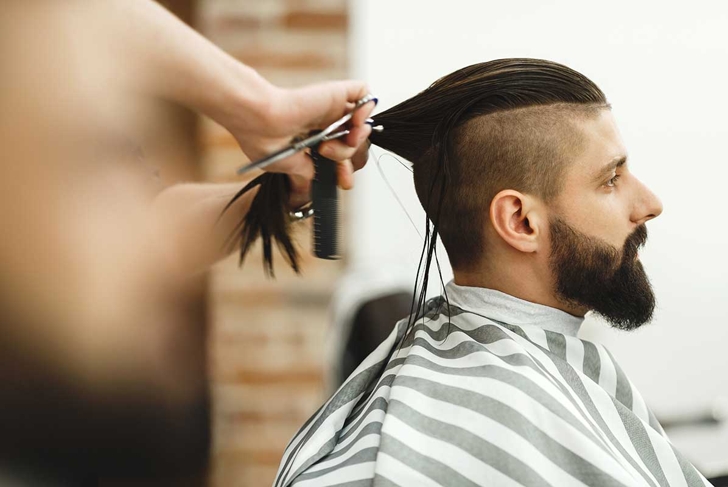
left=219, top=171, right=298, bottom=277
left=374, top=151, right=421, bottom=239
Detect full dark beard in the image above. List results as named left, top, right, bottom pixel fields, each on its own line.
left=549, top=218, right=656, bottom=330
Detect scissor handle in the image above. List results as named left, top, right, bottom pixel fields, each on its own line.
left=235, top=94, right=377, bottom=175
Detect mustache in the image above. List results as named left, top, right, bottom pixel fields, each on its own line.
left=623, top=224, right=648, bottom=261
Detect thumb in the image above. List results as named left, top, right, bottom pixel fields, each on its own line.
left=296, top=80, right=370, bottom=130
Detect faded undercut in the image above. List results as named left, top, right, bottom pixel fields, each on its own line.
left=369, top=58, right=610, bottom=269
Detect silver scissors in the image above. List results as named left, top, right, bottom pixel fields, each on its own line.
left=236, top=94, right=379, bottom=175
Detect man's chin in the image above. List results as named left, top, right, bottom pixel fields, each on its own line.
left=595, top=314, right=650, bottom=331
left=591, top=295, right=656, bottom=331
left=558, top=274, right=657, bottom=331
left=549, top=218, right=655, bottom=331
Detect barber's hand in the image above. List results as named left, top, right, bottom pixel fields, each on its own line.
left=232, top=80, right=375, bottom=207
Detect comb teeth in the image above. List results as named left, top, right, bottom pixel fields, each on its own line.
left=313, top=197, right=339, bottom=259
left=311, top=150, right=340, bottom=260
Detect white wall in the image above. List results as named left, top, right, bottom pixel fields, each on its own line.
left=348, top=0, right=728, bottom=423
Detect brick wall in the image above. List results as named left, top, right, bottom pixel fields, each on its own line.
left=196, top=1, right=350, bottom=486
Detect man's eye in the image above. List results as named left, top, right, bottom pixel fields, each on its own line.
left=606, top=174, right=621, bottom=187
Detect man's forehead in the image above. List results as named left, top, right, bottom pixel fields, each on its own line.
left=570, top=111, right=627, bottom=178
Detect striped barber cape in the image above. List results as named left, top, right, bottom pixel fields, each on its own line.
left=274, top=282, right=712, bottom=487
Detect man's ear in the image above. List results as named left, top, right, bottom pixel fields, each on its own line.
left=489, top=190, right=543, bottom=253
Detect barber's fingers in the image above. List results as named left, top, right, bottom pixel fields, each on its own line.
left=287, top=172, right=312, bottom=210
left=291, top=156, right=354, bottom=191
left=317, top=140, right=353, bottom=161
left=352, top=142, right=369, bottom=172
left=345, top=123, right=373, bottom=149
left=349, top=98, right=377, bottom=133
left=313, top=126, right=370, bottom=190
left=300, top=81, right=376, bottom=140
left=318, top=124, right=371, bottom=161
left=336, top=159, right=354, bottom=190
left=295, top=80, right=370, bottom=131
left=283, top=155, right=355, bottom=192
left=337, top=99, right=376, bottom=147
left=332, top=80, right=376, bottom=128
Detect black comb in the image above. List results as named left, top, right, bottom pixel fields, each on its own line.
left=311, top=147, right=339, bottom=260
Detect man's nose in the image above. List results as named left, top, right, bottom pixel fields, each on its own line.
left=632, top=177, right=663, bottom=225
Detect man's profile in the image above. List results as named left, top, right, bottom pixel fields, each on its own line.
left=272, top=59, right=710, bottom=486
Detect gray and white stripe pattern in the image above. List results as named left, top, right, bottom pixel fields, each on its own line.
left=274, top=282, right=712, bottom=487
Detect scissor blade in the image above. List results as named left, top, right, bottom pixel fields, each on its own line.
left=234, top=93, right=376, bottom=176
left=236, top=146, right=298, bottom=175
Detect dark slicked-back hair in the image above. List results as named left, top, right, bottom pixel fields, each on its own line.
left=369, top=58, right=609, bottom=270
left=227, top=58, right=609, bottom=322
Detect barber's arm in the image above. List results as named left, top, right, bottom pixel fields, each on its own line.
left=94, top=0, right=374, bottom=276
left=99, top=0, right=373, bottom=172
left=150, top=129, right=370, bottom=278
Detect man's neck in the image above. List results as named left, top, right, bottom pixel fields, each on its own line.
left=453, top=267, right=587, bottom=319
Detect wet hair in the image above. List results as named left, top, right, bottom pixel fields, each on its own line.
left=225, top=58, right=609, bottom=306
left=369, top=58, right=608, bottom=268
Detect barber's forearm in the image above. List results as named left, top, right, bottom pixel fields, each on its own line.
left=150, top=183, right=259, bottom=278
left=102, top=0, right=273, bottom=131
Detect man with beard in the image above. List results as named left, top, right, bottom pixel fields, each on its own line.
left=271, top=59, right=712, bottom=486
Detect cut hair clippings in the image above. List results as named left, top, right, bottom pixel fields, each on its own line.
left=223, top=94, right=382, bottom=276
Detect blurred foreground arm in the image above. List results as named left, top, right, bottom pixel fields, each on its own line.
left=104, top=0, right=373, bottom=177
left=95, top=0, right=374, bottom=275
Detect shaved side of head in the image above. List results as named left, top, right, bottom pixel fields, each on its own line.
left=370, top=59, right=610, bottom=270
left=435, top=104, right=606, bottom=268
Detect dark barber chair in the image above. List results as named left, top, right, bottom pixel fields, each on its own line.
left=335, top=291, right=413, bottom=388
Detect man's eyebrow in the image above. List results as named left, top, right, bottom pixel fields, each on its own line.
left=593, top=155, right=627, bottom=184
